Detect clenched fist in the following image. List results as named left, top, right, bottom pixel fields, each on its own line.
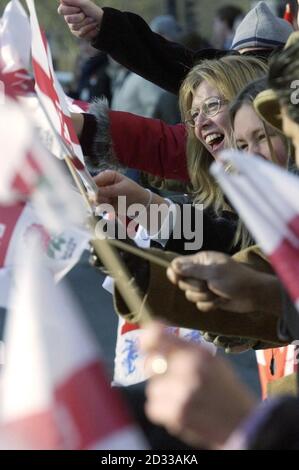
left=58, top=0, right=104, bottom=40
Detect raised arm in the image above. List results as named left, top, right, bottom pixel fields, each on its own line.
left=58, top=0, right=197, bottom=94
left=74, top=103, right=190, bottom=181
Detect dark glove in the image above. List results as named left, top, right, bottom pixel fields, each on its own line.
left=201, top=332, right=257, bottom=353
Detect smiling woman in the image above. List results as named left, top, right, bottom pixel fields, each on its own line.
left=190, top=82, right=230, bottom=155
left=185, top=93, right=229, bottom=154
left=230, top=77, right=290, bottom=167
left=179, top=56, right=268, bottom=223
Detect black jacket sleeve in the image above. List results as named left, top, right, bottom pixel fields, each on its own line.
left=92, top=7, right=227, bottom=95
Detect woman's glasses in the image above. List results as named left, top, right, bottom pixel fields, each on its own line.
left=185, top=97, right=228, bottom=127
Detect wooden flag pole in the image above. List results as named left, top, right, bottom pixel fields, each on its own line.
left=64, top=155, right=94, bottom=212
left=89, top=218, right=153, bottom=325
left=108, top=238, right=170, bottom=270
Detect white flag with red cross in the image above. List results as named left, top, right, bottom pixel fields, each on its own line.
left=0, top=84, right=89, bottom=307
left=0, top=93, right=85, bottom=233
left=0, top=1, right=89, bottom=155
left=0, top=0, right=35, bottom=95
left=0, top=243, right=146, bottom=449
left=25, top=0, right=96, bottom=194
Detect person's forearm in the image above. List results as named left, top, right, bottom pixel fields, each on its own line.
left=109, top=111, right=189, bottom=180
left=59, top=3, right=193, bottom=93
left=77, top=106, right=189, bottom=181
left=92, top=7, right=194, bottom=94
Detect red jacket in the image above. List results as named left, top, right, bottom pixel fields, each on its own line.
left=110, top=111, right=189, bottom=181
left=81, top=111, right=189, bottom=181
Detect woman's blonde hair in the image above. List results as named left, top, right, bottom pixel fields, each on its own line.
left=179, top=55, right=268, bottom=216
left=179, top=55, right=269, bottom=249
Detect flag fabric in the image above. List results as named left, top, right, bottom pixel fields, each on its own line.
left=110, top=226, right=216, bottom=386
left=0, top=89, right=86, bottom=233
left=0, top=1, right=89, bottom=156
left=113, top=318, right=148, bottom=387
left=0, top=268, right=13, bottom=309
left=0, top=243, right=146, bottom=449
left=0, top=0, right=35, bottom=94
left=19, top=94, right=89, bottom=159
left=20, top=94, right=67, bottom=159
left=0, top=202, right=26, bottom=308
left=256, top=346, right=297, bottom=399
left=0, top=202, right=88, bottom=279
left=284, top=3, right=294, bottom=25
left=67, top=96, right=89, bottom=113
left=0, top=93, right=89, bottom=307
left=0, top=202, right=89, bottom=308
left=113, top=317, right=208, bottom=386
left=211, top=150, right=299, bottom=393
left=25, top=0, right=96, bottom=194
left=19, top=94, right=89, bottom=157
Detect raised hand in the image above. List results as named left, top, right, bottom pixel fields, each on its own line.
left=94, top=170, right=151, bottom=211
left=58, top=0, right=104, bottom=40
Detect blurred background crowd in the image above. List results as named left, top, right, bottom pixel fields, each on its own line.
left=0, top=0, right=295, bottom=97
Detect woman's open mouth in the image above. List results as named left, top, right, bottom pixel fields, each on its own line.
left=204, top=133, right=225, bottom=153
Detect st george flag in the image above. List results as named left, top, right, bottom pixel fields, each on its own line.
left=0, top=0, right=67, bottom=157
left=0, top=0, right=88, bottom=155
left=0, top=243, right=146, bottom=449
left=0, top=0, right=35, bottom=94
left=25, top=0, right=97, bottom=194
left=0, top=80, right=89, bottom=308
left=211, top=150, right=299, bottom=390
left=0, top=202, right=89, bottom=308
left=0, top=78, right=85, bottom=234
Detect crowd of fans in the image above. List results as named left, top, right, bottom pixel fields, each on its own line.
left=49, top=0, right=299, bottom=450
